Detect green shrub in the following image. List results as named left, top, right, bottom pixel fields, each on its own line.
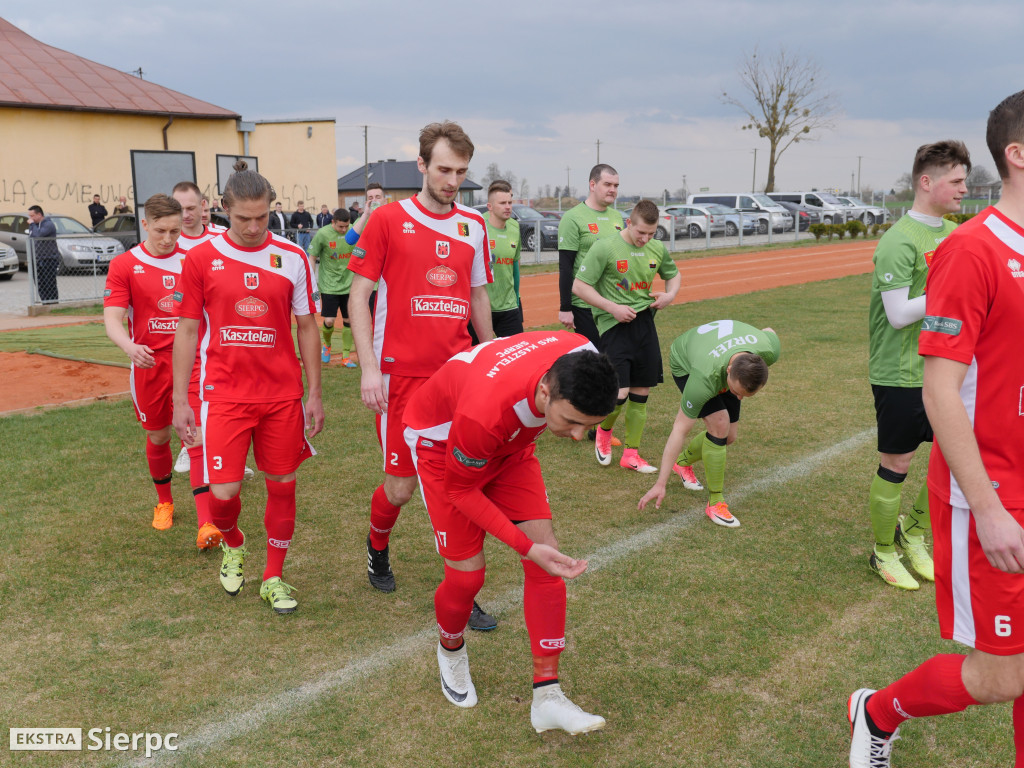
left=831, top=223, right=847, bottom=240
left=845, top=220, right=867, bottom=239
left=943, top=213, right=976, bottom=224
left=808, top=223, right=829, bottom=241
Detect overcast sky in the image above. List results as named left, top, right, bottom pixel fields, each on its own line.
left=10, top=0, right=1022, bottom=199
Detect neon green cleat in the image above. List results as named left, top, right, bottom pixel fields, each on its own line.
left=260, top=577, right=298, bottom=614
left=895, top=522, right=934, bottom=582
left=219, top=541, right=247, bottom=596
left=869, top=547, right=919, bottom=591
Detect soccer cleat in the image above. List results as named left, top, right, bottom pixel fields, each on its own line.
left=437, top=642, right=477, bottom=708
left=196, top=522, right=223, bottom=550
left=366, top=534, right=396, bottom=592
left=620, top=448, right=657, bottom=474
left=869, top=548, right=919, bottom=590
left=219, top=540, right=247, bottom=595
left=610, top=436, right=622, bottom=447
left=594, top=427, right=613, bottom=466
left=344, top=358, right=358, bottom=368
left=705, top=502, right=740, bottom=528
left=673, top=463, right=704, bottom=491
left=321, top=344, right=331, bottom=363
left=468, top=601, right=497, bottom=632
left=152, top=502, right=174, bottom=530
left=244, top=466, right=256, bottom=480
left=531, top=684, right=606, bottom=735
left=895, top=522, right=934, bottom=582
left=848, top=688, right=900, bottom=768
left=174, top=446, right=190, bottom=473
left=260, top=577, right=298, bottom=614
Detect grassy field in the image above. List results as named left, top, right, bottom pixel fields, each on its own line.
left=0, top=274, right=1008, bottom=767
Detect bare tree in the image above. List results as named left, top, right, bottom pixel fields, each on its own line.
left=722, top=46, right=838, bottom=192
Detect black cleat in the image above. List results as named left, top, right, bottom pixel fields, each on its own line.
left=366, top=534, right=396, bottom=592
left=468, top=601, right=497, bottom=631
left=586, top=428, right=597, bottom=441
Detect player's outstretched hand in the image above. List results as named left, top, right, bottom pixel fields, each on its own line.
left=305, top=394, right=324, bottom=438
left=638, top=482, right=667, bottom=511
left=526, top=543, right=588, bottom=579
left=127, top=343, right=156, bottom=369
left=360, top=368, right=388, bottom=414
left=975, top=505, right=1024, bottom=573
left=172, top=403, right=197, bottom=446
left=558, top=311, right=575, bottom=330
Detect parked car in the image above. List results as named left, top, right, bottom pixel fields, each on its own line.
left=835, top=196, right=886, bottom=226
left=687, top=193, right=793, bottom=234
left=93, top=213, right=140, bottom=250
left=765, top=192, right=849, bottom=225
left=0, top=242, right=17, bottom=280
left=473, top=204, right=558, bottom=251
left=539, top=210, right=563, bottom=220
left=703, top=204, right=758, bottom=236
left=659, top=204, right=724, bottom=239
left=0, top=212, right=124, bottom=273
left=773, top=200, right=823, bottom=232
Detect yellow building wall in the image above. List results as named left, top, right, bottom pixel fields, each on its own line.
left=248, top=121, right=337, bottom=212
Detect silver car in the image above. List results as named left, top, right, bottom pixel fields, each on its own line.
left=0, top=242, right=17, bottom=280
left=659, top=205, right=725, bottom=238
left=0, top=212, right=124, bottom=273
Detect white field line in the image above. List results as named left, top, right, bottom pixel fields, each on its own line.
left=126, top=428, right=873, bottom=766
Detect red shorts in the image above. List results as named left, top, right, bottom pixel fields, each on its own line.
left=376, top=374, right=428, bottom=477
left=410, top=437, right=551, bottom=561
left=200, top=399, right=314, bottom=484
left=130, top=353, right=173, bottom=430
left=933, top=493, right=1024, bottom=655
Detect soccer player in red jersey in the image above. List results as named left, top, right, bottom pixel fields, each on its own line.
left=103, top=194, right=186, bottom=531
left=849, top=91, right=1024, bottom=767
left=348, top=121, right=496, bottom=605
left=403, top=331, right=618, bottom=733
left=172, top=162, right=323, bottom=615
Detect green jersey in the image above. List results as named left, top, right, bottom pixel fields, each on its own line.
left=868, top=214, right=956, bottom=387
left=558, top=203, right=624, bottom=309
left=576, top=233, right=679, bottom=336
left=311, top=224, right=356, bottom=295
left=485, top=217, right=521, bottom=312
left=669, top=320, right=780, bottom=419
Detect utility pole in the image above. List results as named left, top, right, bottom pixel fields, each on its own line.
left=751, top=149, right=757, bottom=193
left=857, top=155, right=863, bottom=197
left=566, top=166, right=571, bottom=199
left=682, top=174, right=687, bottom=200
left=851, top=171, right=855, bottom=195
left=362, top=125, right=369, bottom=191
left=596, top=139, right=601, bottom=164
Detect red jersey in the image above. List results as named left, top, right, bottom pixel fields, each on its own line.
left=404, top=331, right=596, bottom=554
left=921, top=206, right=1024, bottom=507
left=348, top=195, right=492, bottom=377
left=177, top=225, right=222, bottom=251
left=104, top=243, right=186, bottom=353
left=175, top=231, right=319, bottom=404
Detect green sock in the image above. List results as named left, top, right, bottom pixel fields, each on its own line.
left=600, top=402, right=623, bottom=432
left=341, top=324, right=353, bottom=357
left=321, top=323, right=334, bottom=347
left=869, top=471, right=903, bottom=554
left=901, top=482, right=930, bottom=537
left=623, top=399, right=647, bottom=449
left=703, top=434, right=727, bottom=504
left=680, top=430, right=706, bottom=466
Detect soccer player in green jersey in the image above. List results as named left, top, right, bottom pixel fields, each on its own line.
left=312, top=208, right=358, bottom=366
left=638, top=320, right=780, bottom=528
left=573, top=199, right=680, bottom=473
left=484, top=179, right=524, bottom=336
left=866, top=140, right=971, bottom=590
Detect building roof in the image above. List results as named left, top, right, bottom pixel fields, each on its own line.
left=0, top=17, right=239, bottom=119
left=338, top=160, right=482, bottom=192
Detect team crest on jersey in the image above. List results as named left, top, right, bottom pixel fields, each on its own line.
left=162, top=275, right=175, bottom=289
left=457, top=222, right=470, bottom=237
left=615, top=225, right=622, bottom=231
left=436, top=240, right=450, bottom=259
left=426, top=265, right=458, bottom=288
left=235, top=295, right=268, bottom=318
left=588, top=223, right=600, bottom=234
left=649, top=259, right=657, bottom=270
left=925, top=250, right=936, bottom=267
left=616, top=259, right=629, bottom=273
left=157, top=294, right=175, bottom=313
left=270, top=254, right=283, bottom=269
left=244, top=272, right=259, bottom=289
left=489, top=239, right=496, bottom=250
left=329, top=241, right=337, bottom=249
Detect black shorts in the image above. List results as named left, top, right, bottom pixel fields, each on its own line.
left=492, top=307, right=524, bottom=338
left=571, top=306, right=600, bottom=347
left=321, top=293, right=350, bottom=320
left=600, top=309, right=663, bottom=389
left=872, top=384, right=932, bottom=454
left=673, top=374, right=741, bottom=423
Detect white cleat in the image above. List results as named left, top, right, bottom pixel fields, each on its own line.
left=174, top=446, right=190, bottom=473
left=848, top=687, right=899, bottom=768
left=437, top=643, right=477, bottom=708
left=531, top=684, right=606, bottom=735
left=244, top=466, right=255, bottom=480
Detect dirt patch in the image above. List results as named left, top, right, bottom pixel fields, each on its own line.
left=3, top=350, right=130, bottom=415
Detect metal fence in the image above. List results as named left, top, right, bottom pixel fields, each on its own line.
left=25, top=235, right=118, bottom=308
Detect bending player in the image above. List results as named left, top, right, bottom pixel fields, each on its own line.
left=310, top=208, right=357, bottom=366
left=103, top=193, right=186, bottom=532
left=403, top=331, right=617, bottom=734
left=638, top=320, right=780, bottom=528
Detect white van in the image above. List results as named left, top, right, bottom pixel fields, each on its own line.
left=764, top=192, right=850, bottom=225
left=685, top=192, right=793, bottom=234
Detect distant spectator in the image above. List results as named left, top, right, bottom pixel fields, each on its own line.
left=88, top=194, right=108, bottom=226
left=28, top=205, right=59, bottom=304
left=290, top=200, right=314, bottom=252
left=316, top=204, right=332, bottom=228
left=348, top=200, right=362, bottom=222
left=269, top=202, right=288, bottom=237
left=201, top=195, right=211, bottom=227
left=211, top=198, right=223, bottom=213
left=113, top=196, right=133, bottom=215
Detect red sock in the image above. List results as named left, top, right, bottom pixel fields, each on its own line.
left=1014, top=696, right=1024, bottom=767
left=192, top=487, right=212, bottom=527
left=522, top=559, right=566, bottom=684
left=369, top=485, right=401, bottom=550
left=188, top=444, right=205, bottom=488
left=263, top=478, right=296, bottom=581
left=434, top=564, right=485, bottom=648
left=188, top=446, right=212, bottom=526
left=209, top=493, right=243, bottom=548
left=146, top=438, right=173, bottom=503
left=867, top=654, right=979, bottom=733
